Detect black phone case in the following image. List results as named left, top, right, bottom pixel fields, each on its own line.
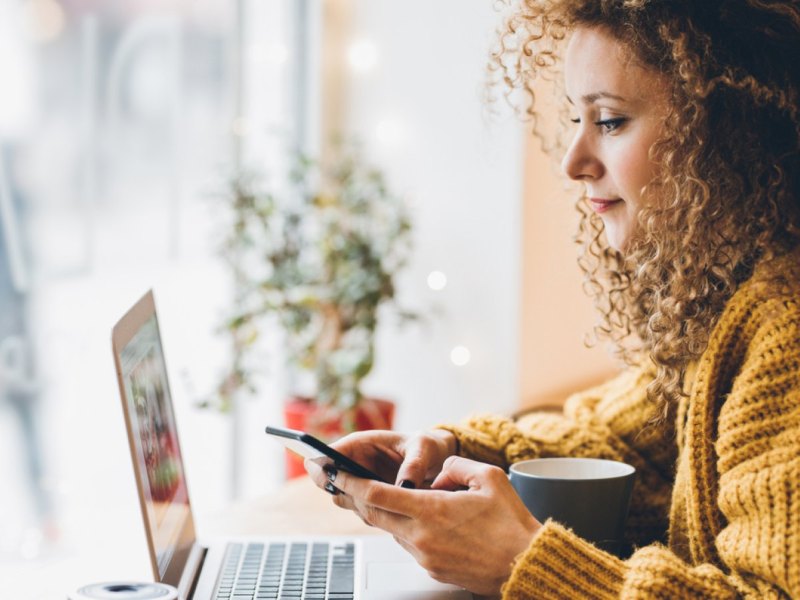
left=265, top=426, right=386, bottom=482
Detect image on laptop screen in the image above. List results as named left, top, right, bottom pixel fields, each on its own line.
left=119, top=314, right=190, bottom=579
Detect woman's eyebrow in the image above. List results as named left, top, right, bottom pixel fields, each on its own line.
left=566, top=91, right=627, bottom=105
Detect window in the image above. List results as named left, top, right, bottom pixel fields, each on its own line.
left=0, top=1, right=304, bottom=594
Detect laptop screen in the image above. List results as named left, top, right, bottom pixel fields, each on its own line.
left=118, top=311, right=191, bottom=580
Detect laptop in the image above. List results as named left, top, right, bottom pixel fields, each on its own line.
left=112, top=290, right=473, bottom=599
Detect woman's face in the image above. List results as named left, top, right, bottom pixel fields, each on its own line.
left=562, top=26, right=669, bottom=252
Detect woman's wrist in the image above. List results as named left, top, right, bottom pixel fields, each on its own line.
left=430, top=428, right=459, bottom=458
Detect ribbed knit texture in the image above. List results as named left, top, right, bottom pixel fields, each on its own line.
left=437, top=251, right=800, bottom=598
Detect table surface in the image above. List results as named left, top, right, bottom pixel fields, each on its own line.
left=201, top=475, right=380, bottom=538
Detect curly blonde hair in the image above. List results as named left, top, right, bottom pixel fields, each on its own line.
left=493, top=0, right=800, bottom=413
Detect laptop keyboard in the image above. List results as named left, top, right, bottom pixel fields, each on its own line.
left=214, top=541, right=355, bottom=600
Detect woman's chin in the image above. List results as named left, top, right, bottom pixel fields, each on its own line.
left=603, top=229, right=627, bottom=253
left=603, top=228, right=636, bottom=255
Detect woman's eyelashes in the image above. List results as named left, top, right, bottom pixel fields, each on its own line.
left=596, top=117, right=627, bottom=133
left=569, top=116, right=629, bottom=133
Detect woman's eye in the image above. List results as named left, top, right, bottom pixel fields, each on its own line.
left=569, top=117, right=580, bottom=124
left=594, top=117, right=627, bottom=133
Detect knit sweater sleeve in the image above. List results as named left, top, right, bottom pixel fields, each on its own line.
left=501, top=293, right=800, bottom=599
left=436, top=365, right=677, bottom=548
left=501, top=521, right=740, bottom=599
left=435, top=365, right=671, bottom=469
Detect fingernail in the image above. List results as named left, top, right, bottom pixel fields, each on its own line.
left=324, top=482, right=340, bottom=496
left=399, top=480, right=416, bottom=489
left=324, top=465, right=338, bottom=482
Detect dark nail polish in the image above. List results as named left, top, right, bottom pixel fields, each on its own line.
left=324, top=465, right=338, bottom=482
left=399, top=480, right=416, bottom=489
left=324, top=482, right=340, bottom=496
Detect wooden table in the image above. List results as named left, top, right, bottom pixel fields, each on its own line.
left=201, top=475, right=380, bottom=537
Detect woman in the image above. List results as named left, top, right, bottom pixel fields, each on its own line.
left=306, top=1, right=800, bottom=597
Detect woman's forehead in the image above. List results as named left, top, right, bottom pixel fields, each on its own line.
left=564, top=26, right=667, bottom=105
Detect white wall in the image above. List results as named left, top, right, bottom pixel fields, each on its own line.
left=335, top=0, right=523, bottom=427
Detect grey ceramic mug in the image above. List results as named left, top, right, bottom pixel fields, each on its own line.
left=509, top=457, right=636, bottom=555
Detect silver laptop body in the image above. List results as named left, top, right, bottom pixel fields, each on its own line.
left=112, top=290, right=472, bottom=599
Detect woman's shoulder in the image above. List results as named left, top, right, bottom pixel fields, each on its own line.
left=725, top=248, right=800, bottom=318
left=712, top=248, right=800, bottom=357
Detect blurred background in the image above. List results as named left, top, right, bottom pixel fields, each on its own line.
left=0, top=0, right=617, bottom=597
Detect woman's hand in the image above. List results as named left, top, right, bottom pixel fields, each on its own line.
left=307, top=428, right=457, bottom=488
left=307, top=455, right=541, bottom=596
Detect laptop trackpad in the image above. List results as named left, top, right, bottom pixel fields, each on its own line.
left=366, top=561, right=472, bottom=598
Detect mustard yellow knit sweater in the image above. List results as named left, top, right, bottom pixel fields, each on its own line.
left=438, top=254, right=800, bottom=599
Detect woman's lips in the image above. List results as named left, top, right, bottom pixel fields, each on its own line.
left=589, top=198, right=623, bottom=213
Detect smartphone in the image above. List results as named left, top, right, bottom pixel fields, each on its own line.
left=265, top=425, right=386, bottom=482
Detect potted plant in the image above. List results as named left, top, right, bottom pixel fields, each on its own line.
left=213, top=143, right=417, bottom=477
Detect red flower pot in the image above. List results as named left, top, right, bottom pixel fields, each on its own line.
left=282, top=396, right=395, bottom=479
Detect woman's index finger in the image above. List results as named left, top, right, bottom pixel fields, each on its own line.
left=332, top=469, right=423, bottom=518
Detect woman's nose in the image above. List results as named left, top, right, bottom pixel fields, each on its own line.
left=561, top=129, right=602, bottom=181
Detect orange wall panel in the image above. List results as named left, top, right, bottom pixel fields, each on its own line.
left=519, top=132, right=618, bottom=409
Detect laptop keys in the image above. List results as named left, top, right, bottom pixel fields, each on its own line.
left=257, top=543, right=284, bottom=597
left=328, top=543, right=355, bottom=596
left=215, top=541, right=354, bottom=600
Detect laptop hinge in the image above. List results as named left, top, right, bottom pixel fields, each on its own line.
left=177, top=544, right=207, bottom=600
